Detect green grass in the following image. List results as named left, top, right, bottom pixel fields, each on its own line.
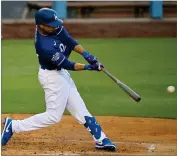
left=2, top=38, right=177, bottom=118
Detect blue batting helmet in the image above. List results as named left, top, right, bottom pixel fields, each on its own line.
left=35, top=8, right=63, bottom=27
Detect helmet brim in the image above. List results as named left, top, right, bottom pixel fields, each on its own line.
left=47, top=19, right=63, bottom=27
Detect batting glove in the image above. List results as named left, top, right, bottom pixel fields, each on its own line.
left=84, top=62, right=104, bottom=71
left=82, top=51, right=98, bottom=65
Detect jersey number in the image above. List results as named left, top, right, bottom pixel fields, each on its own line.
left=59, top=43, right=66, bottom=53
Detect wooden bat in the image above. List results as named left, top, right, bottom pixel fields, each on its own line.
left=101, top=68, right=141, bottom=102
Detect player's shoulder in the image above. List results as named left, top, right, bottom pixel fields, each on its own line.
left=55, top=26, right=64, bottom=36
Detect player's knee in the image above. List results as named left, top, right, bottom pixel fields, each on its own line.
left=51, top=115, right=61, bottom=123
left=46, top=111, right=62, bottom=124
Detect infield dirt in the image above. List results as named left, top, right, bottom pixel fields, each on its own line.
left=2, top=114, right=177, bottom=156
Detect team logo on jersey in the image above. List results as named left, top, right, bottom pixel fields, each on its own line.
left=51, top=52, right=60, bottom=61
left=54, top=14, right=58, bottom=20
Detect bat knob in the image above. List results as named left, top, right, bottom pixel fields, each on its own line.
left=136, top=97, right=141, bottom=102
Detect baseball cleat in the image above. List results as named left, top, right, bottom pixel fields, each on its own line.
left=1, top=117, right=13, bottom=146
left=95, top=138, right=116, bottom=151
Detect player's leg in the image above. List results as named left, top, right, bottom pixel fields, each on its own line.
left=1, top=69, right=69, bottom=146
left=66, top=78, right=116, bottom=151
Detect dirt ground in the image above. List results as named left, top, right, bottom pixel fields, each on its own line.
left=2, top=114, right=177, bottom=156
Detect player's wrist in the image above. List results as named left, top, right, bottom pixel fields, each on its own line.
left=82, top=51, right=90, bottom=58
left=84, top=64, right=92, bottom=70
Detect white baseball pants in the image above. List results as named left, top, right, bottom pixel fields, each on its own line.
left=12, top=68, right=93, bottom=132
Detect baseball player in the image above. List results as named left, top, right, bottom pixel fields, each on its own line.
left=2, top=8, right=116, bottom=151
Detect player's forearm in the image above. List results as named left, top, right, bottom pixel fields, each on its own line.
left=74, top=63, right=85, bottom=70
left=64, top=62, right=89, bottom=71
left=59, top=59, right=102, bottom=71
left=74, top=45, right=85, bottom=55
left=59, top=59, right=88, bottom=71
left=74, top=45, right=98, bottom=65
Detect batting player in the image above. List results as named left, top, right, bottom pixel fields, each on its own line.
left=2, top=8, right=116, bottom=151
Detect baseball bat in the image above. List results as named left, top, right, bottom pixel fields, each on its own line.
left=102, top=68, right=141, bottom=102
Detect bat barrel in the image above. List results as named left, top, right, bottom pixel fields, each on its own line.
left=102, top=68, right=141, bottom=102
left=119, top=81, right=141, bottom=102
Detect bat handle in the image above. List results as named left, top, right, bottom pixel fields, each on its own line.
left=101, top=68, right=119, bottom=83
left=101, top=67, right=105, bottom=71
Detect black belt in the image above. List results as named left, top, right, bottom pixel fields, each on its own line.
left=41, top=66, right=59, bottom=71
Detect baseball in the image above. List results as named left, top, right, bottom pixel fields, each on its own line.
left=167, top=86, right=175, bottom=93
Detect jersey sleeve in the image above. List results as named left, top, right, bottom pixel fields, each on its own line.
left=42, top=47, right=75, bottom=70
left=50, top=52, right=76, bottom=70
left=56, top=26, right=79, bottom=50
left=50, top=51, right=66, bottom=67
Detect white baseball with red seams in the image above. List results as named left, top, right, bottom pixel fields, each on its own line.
left=167, top=86, right=175, bottom=93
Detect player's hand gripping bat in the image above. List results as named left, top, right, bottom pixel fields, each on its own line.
left=97, top=63, right=141, bottom=102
